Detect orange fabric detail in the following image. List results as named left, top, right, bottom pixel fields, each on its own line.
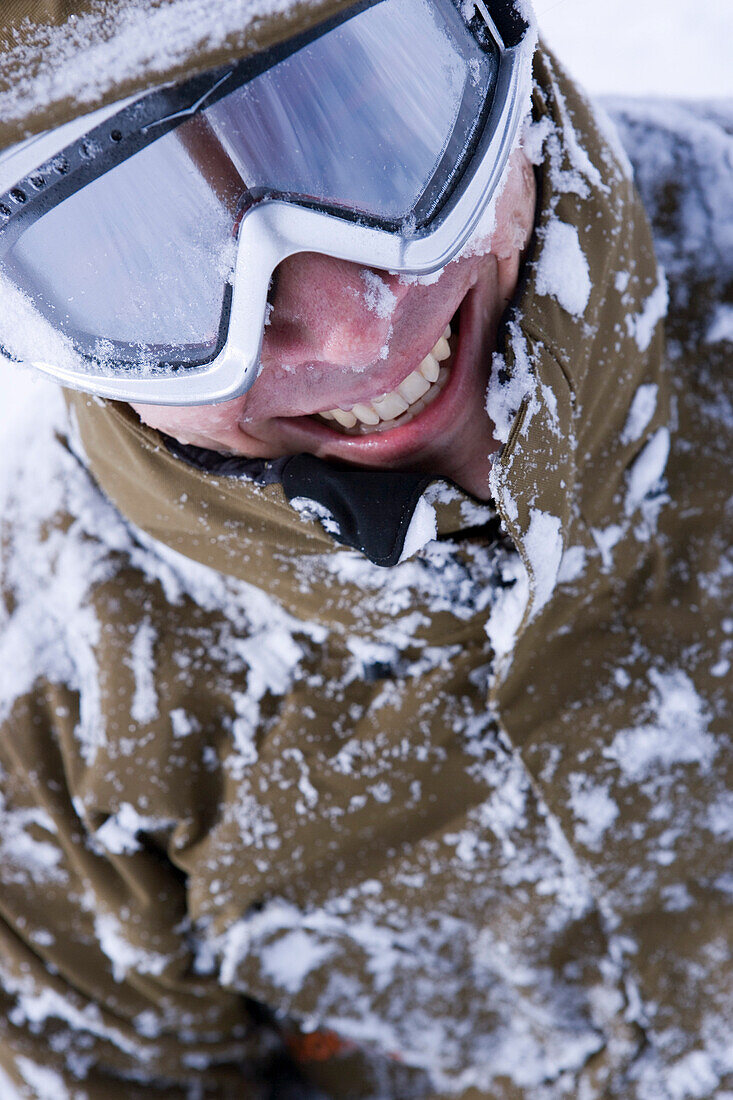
left=286, top=1028, right=355, bottom=1063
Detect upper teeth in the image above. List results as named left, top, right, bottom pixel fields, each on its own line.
left=318, top=325, right=452, bottom=430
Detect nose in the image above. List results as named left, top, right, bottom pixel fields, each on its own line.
left=260, top=252, right=410, bottom=369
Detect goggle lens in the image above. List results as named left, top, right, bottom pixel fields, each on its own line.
left=203, top=0, right=497, bottom=222
left=4, top=127, right=235, bottom=361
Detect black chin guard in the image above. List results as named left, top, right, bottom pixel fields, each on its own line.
left=164, top=438, right=437, bottom=566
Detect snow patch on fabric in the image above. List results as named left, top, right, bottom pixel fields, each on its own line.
left=591, top=524, right=624, bottom=571
left=533, top=75, right=605, bottom=200
left=213, top=872, right=604, bottom=1091
left=604, top=669, right=717, bottom=783
left=94, top=802, right=176, bottom=856
left=626, top=269, right=669, bottom=352
left=568, top=775, right=619, bottom=850
left=535, top=219, right=592, bottom=317
left=95, top=912, right=171, bottom=983
left=321, top=537, right=503, bottom=626
left=16, top=1058, right=70, bottom=1100
left=399, top=494, right=438, bottom=562
left=0, top=792, right=65, bottom=885
left=521, top=115, right=554, bottom=167
left=620, top=383, right=659, bottom=445
left=129, top=619, right=159, bottom=724
left=550, top=79, right=605, bottom=194
left=624, top=427, right=670, bottom=518
left=290, top=496, right=341, bottom=537
left=3, top=961, right=154, bottom=1059
left=486, top=322, right=537, bottom=445
left=706, top=303, right=733, bottom=344
left=170, top=708, right=196, bottom=738
left=557, top=545, right=586, bottom=585
left=0, top=391, right=110, bottom=764
left=485, top=553, right=530, bottom=664
left=260, top=928, right=337, bottom=994
left=523, top=509, right=563, bottom=616
left=0, top=1067, right=23, bottom=1100
left=589, top=99, right=634, bottom=181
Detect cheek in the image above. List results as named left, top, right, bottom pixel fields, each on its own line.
left=130, top=397, right=247, bottom=441
left=487, top=149, right=537, bottom=259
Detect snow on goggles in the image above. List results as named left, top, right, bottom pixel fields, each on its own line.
left=0, top=0, right=533, bottom=405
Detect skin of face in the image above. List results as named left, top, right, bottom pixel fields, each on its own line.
left=131, top=149, right=536, bottom=500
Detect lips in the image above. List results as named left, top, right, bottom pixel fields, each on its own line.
left=315, top=324, right=454, bottom=433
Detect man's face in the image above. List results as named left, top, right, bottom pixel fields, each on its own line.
left=132, top=150, right=536, bottom=500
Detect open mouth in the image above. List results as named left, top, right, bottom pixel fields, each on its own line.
left=312, top=321, right=457, bottom=435
left=228, top=270, right=498, bottom=497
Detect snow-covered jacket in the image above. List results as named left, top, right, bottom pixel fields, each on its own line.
left=0, top=8, right=731, bottom=1100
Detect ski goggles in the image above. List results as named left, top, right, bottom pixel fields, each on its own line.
left=0, top=0, right=533, bottom=405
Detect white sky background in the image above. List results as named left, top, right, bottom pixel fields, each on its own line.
left=537, top=0, right=732, bottom=98
left=4, top=0, right=733, bottom=417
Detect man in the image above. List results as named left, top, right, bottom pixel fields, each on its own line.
left=0, top=1, right=730, bottom=1098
